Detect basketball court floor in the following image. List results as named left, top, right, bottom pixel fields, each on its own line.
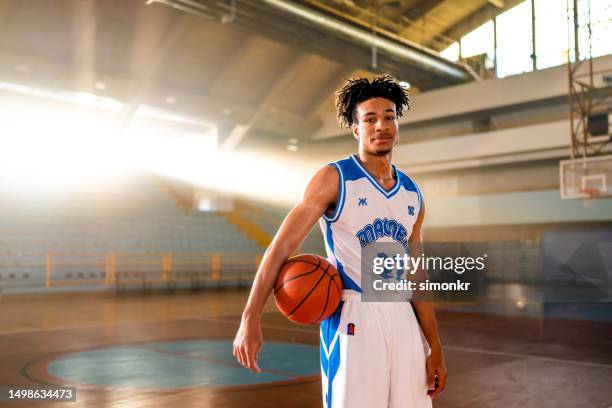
left=1, top=289, right=611, bottom=408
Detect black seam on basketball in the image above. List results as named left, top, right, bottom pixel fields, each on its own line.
left=319, top=263, right=331, bottom=278
left=274, top=256, right=329, bottom=291
left=321, top=262, right=342, bottom=294
left=287, top=268, right=328, bottom=318
left=322, top=264, right=337, bottom=281
left=274, top=264, right=320, bottom=292
left=313, top=277, right=333, bottom=323
left=330, top=276, right=341, bottom=293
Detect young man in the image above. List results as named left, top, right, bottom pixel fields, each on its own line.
left=233, top=75, right=446, bottom=407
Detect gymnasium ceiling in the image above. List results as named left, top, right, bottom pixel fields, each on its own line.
left=0, top=0, right=521, bottom=150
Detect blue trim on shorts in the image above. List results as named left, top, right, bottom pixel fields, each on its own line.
left=320, top=302, right=344, bottom=408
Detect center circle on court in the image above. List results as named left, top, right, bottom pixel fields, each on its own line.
left=46, top=340, right=320, bottom=388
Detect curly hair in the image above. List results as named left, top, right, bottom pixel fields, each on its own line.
left=335, top=74, right=410, bottom=128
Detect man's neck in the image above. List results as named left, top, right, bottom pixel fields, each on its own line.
left=355, top=151, right=394, bottom=182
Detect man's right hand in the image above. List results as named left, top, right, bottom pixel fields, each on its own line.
left=231, top=166, right=339, bottom=373
left=233, top=316, right=263, bottom=372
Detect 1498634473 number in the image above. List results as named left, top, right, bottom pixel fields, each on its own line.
left=3, top=387, right=76, bottom=401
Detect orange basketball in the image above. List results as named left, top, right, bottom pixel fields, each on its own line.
left=274, top=254, right=343, bottom=325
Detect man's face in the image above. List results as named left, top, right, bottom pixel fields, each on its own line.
left=352, top=97, right=399, bottom=155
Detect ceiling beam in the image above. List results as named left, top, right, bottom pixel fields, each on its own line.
left=304, top=65, right=355, bottom=118
left=206, top=35, right=259, bottom=96
left=401, top=0, right=446, bottom=22
left=118, top=14, right=195, bottom=129
left=147, top=0, right=213, bottom=19
left=129, top=2, right=187, bottom=81
left=69, top=0, right=97, bottom=89
left=0, top=47, right=314, bottom=134
left=250, top=52, right=311, bottom=119
left=221, top=52, right=311, bottom=150
left=258, top=0, right=467, bottom=80
left=132, top=14, right=194, bottom=87
left=433, top=0, right=523, bottom=49
left=0, top=0, right=13, bottom=31
left=487, top=0, right=505, bottom=9
left=399, top=0, right=481, bottom=48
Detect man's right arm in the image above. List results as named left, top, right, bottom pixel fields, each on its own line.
left=233, top=165, right=339, bottom=372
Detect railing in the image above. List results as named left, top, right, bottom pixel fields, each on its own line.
left=0, top=252, right=263, bottom=290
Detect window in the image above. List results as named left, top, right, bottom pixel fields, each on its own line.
left=496, top=1, right=534, bottom=77
left=534, top=0, right=576, bottom=69
left=440, top=42, right=460, bottom=61
left=440, top=0, right=610, bottom=77
left=461, top=20, right=495, bottom=62
left=577, top=0, right=612, bottom=59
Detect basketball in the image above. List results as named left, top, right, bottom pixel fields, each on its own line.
left=274, top=254, right=343, bottom=325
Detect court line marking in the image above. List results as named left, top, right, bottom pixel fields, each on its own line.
left=203, top=316, right=612, bottom=370
left=22, top=341, right=321, bottom=393
left=441, top=345, right=612, bottom=370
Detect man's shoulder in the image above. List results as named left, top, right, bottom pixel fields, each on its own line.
left=328, top=155, right=354, bottom=168
left=395, top=167, right=421, bottom=194
left=327, top=155, right=367, bottom=182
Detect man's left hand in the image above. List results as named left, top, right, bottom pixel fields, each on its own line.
left=426, top=345, right=447, bottom=398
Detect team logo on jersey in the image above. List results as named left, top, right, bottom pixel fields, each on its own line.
left=358, top=197, right=367, bottom=206
left=408, top=205, right=414, bottom=216
left=356, top=217, right=409, bottom=251
left=347, top=323, right=355, bottom=336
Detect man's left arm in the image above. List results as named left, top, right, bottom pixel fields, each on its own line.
left=409, top=199, right=447, bottom=398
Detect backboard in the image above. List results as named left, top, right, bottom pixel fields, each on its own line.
left=559, top=155, right=612, bottom=199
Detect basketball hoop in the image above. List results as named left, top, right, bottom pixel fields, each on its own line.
left=579, top=188, right=601, bottom=208
left=580, top=188, right=601, bottom=199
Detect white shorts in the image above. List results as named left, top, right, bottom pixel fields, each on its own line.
left=319, top=291, right=432, bottom=408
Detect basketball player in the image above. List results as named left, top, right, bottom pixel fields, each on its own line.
left=233, top=75, right=446, bottom=407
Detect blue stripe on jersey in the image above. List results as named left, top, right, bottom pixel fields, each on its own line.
left=325, top=219, right=361, bottom=292
left=398, top=171, right=423, bottom=209
left=321, top=155, right=365, bottom=223
left=350, top=155, right=402, bottom=199
left=322, top=163, right=346, bottom=223
left=336, top=156, right=364, bottom=182
left=320, top=302, right=343, bottom=408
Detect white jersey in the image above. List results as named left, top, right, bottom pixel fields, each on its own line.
left=319, top=154, right=423, bottom=293
left=318, top=155, right=431, bottom=408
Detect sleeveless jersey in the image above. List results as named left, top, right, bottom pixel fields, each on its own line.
left=319, top=154, right=423, bottom=292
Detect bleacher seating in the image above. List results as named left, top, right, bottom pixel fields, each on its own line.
left=0, top=172, right=261, bottom=290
